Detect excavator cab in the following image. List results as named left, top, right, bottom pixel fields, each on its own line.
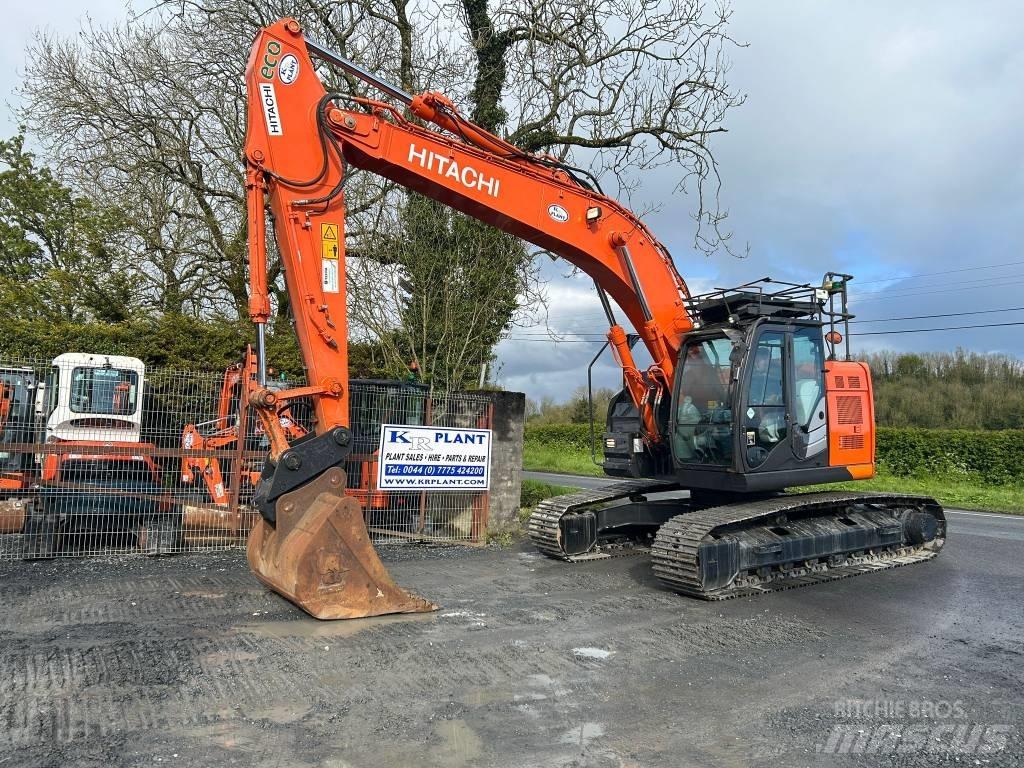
left=604, top=275, right=875, bottom=492
left=671, top=325, right=826, bottom=478
left=553, top=276, right=944, bottom=597
left=669, top=315, right=856, bottom=491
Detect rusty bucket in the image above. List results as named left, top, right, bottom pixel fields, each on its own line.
left=246, top=467, right=437, bottom=619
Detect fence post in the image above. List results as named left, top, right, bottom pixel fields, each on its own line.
left=227, top=385, right=249, bottom=537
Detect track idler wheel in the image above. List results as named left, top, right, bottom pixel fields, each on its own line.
left=900, top=508, right=941, bottom=546
left=246, top=467, right=437, bottom=620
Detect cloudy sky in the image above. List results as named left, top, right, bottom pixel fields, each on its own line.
left=4, top=2, right=1023, bottom=402
left=495, top=1, right=1024, bottom=401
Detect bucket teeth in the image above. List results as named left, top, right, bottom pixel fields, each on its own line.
left=247, top=467, right=437, bottom=619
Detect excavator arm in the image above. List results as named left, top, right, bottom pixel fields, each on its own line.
left=242, top=18, right=694, bottom=618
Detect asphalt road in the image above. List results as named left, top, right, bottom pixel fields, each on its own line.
left=1, top=479, right=1021, bottom=768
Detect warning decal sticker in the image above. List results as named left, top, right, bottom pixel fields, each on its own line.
left=321, top=222, right=340, bottom=293
left=321, top=223, right=339, bottom=243
left=321, top=223, right=340, bottom=259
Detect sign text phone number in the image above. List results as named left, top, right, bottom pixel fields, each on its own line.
left=384, top=464, right=486, bottom=477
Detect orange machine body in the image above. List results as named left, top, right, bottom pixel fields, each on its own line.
left=243, top=19, right=693, bottom=448
left=244, top=26, right=350, bottom=441
left=825, top=360, right=876, bottom=479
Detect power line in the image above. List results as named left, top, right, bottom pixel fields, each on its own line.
left=532, top=276, right=1024, bottom=327
left=852, top=320, right=1024, bottom=336
left=531, top=270, right=1024, bottom=327
left=850, top=277, right=1024, bottom=303
left=855, top=258, right=1024, bottom=286
left=854, top=272, right=1024, bottom=298
left=535, top=258, right=1024, bottom=323
left=853, top=306, right=1024, bottom=324
left=508, top=332, right=605, bottom=337
left=516, top=305, right=1024, bottom=335
left=506, top=318, right=1024, bottom=343
left=505, top=337, right=603, bottom=343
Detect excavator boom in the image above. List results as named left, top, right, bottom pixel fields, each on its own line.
left=245, top=21, right=694, bottom=446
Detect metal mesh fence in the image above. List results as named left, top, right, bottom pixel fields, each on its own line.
left=0, top=354, right=491, bottom=560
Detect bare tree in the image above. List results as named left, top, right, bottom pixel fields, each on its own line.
left=19, top=0, right=743, bottom=385
left=22, top=20, right=248, bottom=315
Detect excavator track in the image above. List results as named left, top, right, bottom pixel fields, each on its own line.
left=650, top=491, right=946, bottom=600
left=529, top=485, right=946, bottom=599
left=527, top=479, right=685, bottom=561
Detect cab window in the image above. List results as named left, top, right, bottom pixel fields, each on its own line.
left=744, top=332, right=787, bottom=468
left=46, top=367, right=60, bottom=416
left=792, top=327, right=826, bottom=427
left=70, top=367, right=139, bottom=415
left=673, top=336, right=734, bottom=466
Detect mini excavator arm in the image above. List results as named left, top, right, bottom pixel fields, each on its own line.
left=242, top=18, right=694, bottom=619
left=0, top=382, right=11, bottom=433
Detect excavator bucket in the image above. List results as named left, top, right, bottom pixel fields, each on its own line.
left=246, top=467, right=437, bottom=619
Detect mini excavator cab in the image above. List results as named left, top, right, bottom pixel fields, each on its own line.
left=605, top=274, right=876, bottom=493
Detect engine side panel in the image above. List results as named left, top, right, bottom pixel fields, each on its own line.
left=825, top=360, right=875, bottom=475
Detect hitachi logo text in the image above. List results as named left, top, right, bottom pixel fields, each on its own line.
left=259, top=82, right=283, bottom=136
left=407, top=144, right=500, bottom=197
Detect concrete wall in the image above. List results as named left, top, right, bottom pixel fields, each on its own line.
left=485, top=391, right=526, bottom=530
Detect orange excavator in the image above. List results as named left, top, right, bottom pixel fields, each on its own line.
left=242, top=18, right=945, bottom=619
left=181, top=346, right=305, bottom=506
left=180, top=346, right=429, bottom=519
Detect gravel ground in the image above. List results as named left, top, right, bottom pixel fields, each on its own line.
left=0, top=524, right=1021, bottom=767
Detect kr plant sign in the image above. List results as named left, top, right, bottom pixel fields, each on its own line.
left=377, top=425, right=492, bottom=490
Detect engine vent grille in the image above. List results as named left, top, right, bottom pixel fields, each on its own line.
left=834, top=376, right=845, bottom=388
left=839, top=435, right=865, bottom=450
left=847, top=376, right=862, bottom=389
left=836, top=395, right=864, bottom=425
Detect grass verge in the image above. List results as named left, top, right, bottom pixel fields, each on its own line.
left=523, top=445, right=1024, bottom=515
left=522, top=443, right=604, bottom=477
left=823, top=471, right=1024, bottom=515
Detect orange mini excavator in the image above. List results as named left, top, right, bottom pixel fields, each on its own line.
left=242, top=18, right=945, bottom=618
left=181, top=346, right=306, bottom=507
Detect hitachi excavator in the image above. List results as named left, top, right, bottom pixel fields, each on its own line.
left=241, top=18, right=945, bottom=619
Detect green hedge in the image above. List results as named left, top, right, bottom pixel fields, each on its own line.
left=520, top=479, right=575, bottom=509
left=876, top=427, right=1024, bottom=484
left=524, top=423, right=597, bottom=453
left=525, top=423, right=1024, bottom=485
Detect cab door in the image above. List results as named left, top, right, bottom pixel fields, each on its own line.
left=789, top=326, right=828, bottom=462
left=739, top=324, right=829, bottom=473
left=740, top=329, right=789, bottom=470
